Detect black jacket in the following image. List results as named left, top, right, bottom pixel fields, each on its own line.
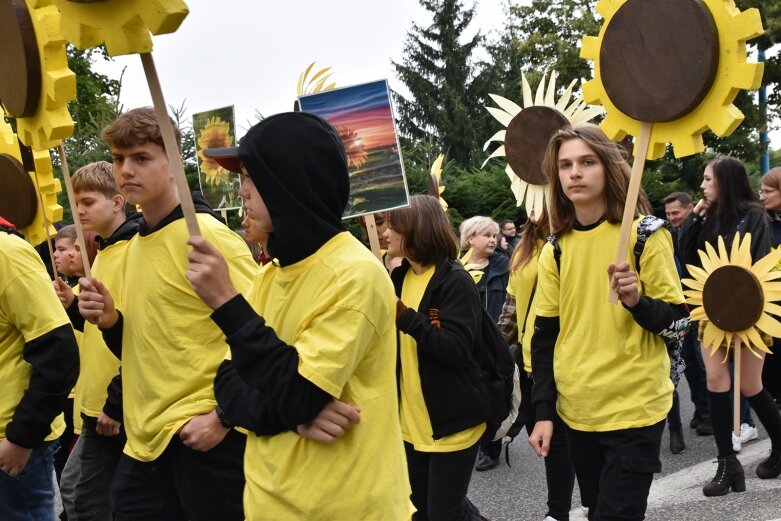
left=392, top=258, right=486, bottom=439
left=680, top=206, right=771, bottom=271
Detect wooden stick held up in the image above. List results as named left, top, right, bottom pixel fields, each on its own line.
left=608, top=122, right=652, bottom=304
left=364, top=213, right=382, bottom=261
left=58, top=144, right=92, bottom=279
left=734, top=337, right=742, bottom=437
left=140, top=52, right=201, bottom=237
left=31, top=165, right=59, bottom=281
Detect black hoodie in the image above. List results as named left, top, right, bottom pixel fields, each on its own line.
left=213, top=112, right=352, bottom=433
left=238, top=112, right=348, bottom=266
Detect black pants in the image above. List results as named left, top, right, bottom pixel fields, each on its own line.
left=404, top=440, right=482, bottom=521
left=520, top=371, right=576, bottom=520
left=567, top=420, right=664, bottom=521
left=111, top=429, right=246, bottom=521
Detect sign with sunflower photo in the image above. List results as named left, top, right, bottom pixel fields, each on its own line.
left=194, top=106, right=241, bottom=210
left=298, top=80, right=409, bottom=219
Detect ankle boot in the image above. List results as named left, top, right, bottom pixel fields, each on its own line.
left=756, top=450, right=781, bottom=479
left=703, top=454, right=745, bottom=496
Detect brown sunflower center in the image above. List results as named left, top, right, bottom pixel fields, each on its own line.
left=0, top=0, right=42, bottom=117
left=702, top=264, right=764, bottom=333
left=599, top=0, right=719, bottom=123
left=0, top=153, right=37, bottom=229
left=505, top=106, right=569, bottom=186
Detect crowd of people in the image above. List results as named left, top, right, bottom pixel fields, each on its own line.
left=0, top=106, right=780, bottom=521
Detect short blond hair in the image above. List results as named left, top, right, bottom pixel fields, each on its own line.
left=72, top=161, right=119, bottom=199
left=459, top=216, right=499, bottom=251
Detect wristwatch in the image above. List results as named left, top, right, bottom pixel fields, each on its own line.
left=214, top=405, right=235, bottom=429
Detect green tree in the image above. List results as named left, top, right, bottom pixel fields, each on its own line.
left=393, top=0, right=490, bottom=166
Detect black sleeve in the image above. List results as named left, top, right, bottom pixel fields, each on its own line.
left=6, top=324, right=79, bottom=448
left=679, top=212, right=705, bottom=274
left=102, top=369, right=123, bottom=422
left=65, top=297, right=86, bottom=332
left=210, top=295, right=331, bottom=427
left=99, top=311, right=123, bottom=359
left=745, top=208, right=772, bottom=261
left=213, top=360, right=292, bottom=435
left=624, top=300, right=690, bottom=338
left=396, top=272, right=481, bottom=369
left=530, top=316, right=560, bottom=422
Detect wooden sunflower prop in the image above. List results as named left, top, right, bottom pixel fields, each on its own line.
left=297, top=63, right=336, bottom=96
left=683, top=233, right=781, bottom=359
left=427, top=154, right=447, bottom=211
left=483, top=71, right=602, bottom=217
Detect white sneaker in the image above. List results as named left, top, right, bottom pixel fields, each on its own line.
left=569, top=506, right=589, bottom=521
left=731, top=423, right=759, bottom=452
left=739, top=423, right=759, bottom=444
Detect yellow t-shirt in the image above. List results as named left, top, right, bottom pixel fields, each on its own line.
left=507, top=239, right=543, bottom=374
left=74, top=239, right=129, bottom=421
left=119, top=214, right=256, bottom=461
left=535, top=218, right=683, bottom=431
left=399, top=266, right=486, bottom=451
left=0, top=232, right=69, bottom=441
left=243, top=232, right=413, bottom=521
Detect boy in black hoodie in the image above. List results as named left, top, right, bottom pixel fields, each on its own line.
left=188, top=112, right=413, bottom=519
left=77, top=108, right=257, bottom=520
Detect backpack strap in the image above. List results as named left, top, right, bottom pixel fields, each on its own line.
left=548, top=216, right=669, bottom=276
left=633, top=215, right=669, bottom=276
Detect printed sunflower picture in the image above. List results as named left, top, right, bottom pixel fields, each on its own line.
left=193, top=106, right=241, bottom=210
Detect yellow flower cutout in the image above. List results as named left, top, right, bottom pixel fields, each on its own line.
left=44, top=0, right=189, bottom=56
left=5, top=0, right=76, bottom=151
left=683, top=233, right=781, bottom=358
left=580, top=0, right=764, bottom=159
left=428, top=154, right=447, bottom=210
left=483, top=71, right=602, bottom=217
left=197, top=117, right=233, bottom=185
left=297, top=63, right=336, bottom=96
left=0, top=107, right=63, bottom=245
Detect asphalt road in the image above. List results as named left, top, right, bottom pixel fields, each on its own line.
left=468, top=378, right=781, bottom=521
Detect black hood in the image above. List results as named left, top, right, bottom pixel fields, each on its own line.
left=97, top=212, right=143, bottom=250
left=238, top=112, right=349, bottom=266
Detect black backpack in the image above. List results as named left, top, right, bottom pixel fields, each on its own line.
left=470, top=307, right=522, bottom=441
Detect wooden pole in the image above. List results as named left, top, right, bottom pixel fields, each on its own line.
left=140, top=52, right=201, bottom=237
left=31, top=166, right=58, bottom=281
left=220, top=209, right=228, bottom=223
left=608, top=121, right=652, bottom=304
left=734, top=337, right=742, bottom=437
left=364, top=214, right=382, bottom=261
left=58, top=144, right=91, bottom=279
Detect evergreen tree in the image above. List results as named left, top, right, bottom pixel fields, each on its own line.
left=393, top=0, right=489, bottom=166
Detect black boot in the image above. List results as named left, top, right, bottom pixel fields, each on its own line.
left=703, top=454, right=745, bottom=496
left=756, top=450, right=781, bottom=479
left=669, top=428, right=685, bottom=454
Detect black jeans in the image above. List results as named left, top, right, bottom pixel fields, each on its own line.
left=681, top=328, right=709, bottom=416
left=111, top=429, right=246, bottom=521
left=404, top=440, right=482, bottom=521
left=567, top=420, right=664, bottom=521
left=520, top=371, right=576, bottom=520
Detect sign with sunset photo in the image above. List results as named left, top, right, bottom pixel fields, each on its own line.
left=298, top=79, right=409, bottom=218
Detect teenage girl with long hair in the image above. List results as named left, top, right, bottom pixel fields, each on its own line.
left=680, top=156, right=781, bottom=495
left=528, top=125, right=687, bottom=520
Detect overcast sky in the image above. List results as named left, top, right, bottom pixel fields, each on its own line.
left=94, top=0, right=511, bottom=136
left=93, top=0, right=777, bottom=148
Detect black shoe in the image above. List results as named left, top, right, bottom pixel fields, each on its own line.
left=703, top=454, right=745, bottom=496
left=690, top=411, right=702, bottom=429
left=475, top=453, right=500, bottom=472
left=696, top=416, right=713, bottom=436
left=670, top=429, right=685, bottom=454
left=756, top=450, right=781, bottom=479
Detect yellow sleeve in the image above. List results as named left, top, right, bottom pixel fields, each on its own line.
left=639, top=228, right=686, bottom=305
left=535, top=242, right=560, bottom=318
